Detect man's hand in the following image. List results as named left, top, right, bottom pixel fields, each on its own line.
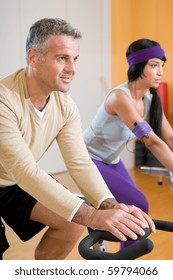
left=127, top=204, right=156, bottom=233
left=100, top=198, right=156, bottom=233
left=72, top=201, right=155, bottom=242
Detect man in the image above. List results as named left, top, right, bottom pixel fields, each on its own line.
left=0, top=18, right=155, bottom=260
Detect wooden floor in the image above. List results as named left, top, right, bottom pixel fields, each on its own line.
left=3, top=167, right=173, bottom=260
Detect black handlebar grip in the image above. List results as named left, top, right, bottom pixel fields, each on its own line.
left=153, top=219, right=173, bottom=232
left=79, top=219, right=173, bottom=260
left=78, top=227, right=153, bottom=260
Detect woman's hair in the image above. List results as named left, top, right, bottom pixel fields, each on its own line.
left=126, top=39, right=167, bottom=137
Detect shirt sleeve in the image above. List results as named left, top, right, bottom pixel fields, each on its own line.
left=0, top=88, right=83, bottom=220
left=0, top=85, right=114, bottom=220
left=57, top=98, right=115, bottom=208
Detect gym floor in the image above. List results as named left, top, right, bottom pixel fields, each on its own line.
left=3, top=167, right=173, bottom=260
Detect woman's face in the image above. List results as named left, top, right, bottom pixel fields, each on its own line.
left=141, top=58, right=165, bottom=88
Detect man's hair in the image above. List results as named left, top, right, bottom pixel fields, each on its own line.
left=26, top=18, right=82, bottom=54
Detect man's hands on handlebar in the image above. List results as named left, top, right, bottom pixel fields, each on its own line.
left=72, top=198, right=156, bottom=242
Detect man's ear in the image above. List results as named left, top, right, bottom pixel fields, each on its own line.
left=27, top=48, right=38, bottom=67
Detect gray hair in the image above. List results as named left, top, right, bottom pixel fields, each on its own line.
left=26, top=18, right=82, bottom=55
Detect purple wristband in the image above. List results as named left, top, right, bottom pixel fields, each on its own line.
left=132, top=121, right=153, bottom=140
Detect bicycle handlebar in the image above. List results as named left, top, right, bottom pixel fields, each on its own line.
left=154, top=219, right=173, bottom=231
left=78, top=219, right=173, bottom=260
left=78, top=227, right=152, bottom=260
left=140, top=166, right=173, bottom=177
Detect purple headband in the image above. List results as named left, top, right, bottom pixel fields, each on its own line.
left=127, top=45, right=165, bottom=67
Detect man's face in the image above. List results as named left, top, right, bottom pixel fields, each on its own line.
left=31, top=34, right=80, bottom=93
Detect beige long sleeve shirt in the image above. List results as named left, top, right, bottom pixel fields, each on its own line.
left=0, top=69, right=113, bottom=220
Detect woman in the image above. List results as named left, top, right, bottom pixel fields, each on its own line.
left=83, top=38, right=173, bottom=249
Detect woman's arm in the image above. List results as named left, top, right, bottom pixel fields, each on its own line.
left=160, top=113, right=173, bottom=151
left=105, top=89, right=173, bottom=172
left=142, top=112, right=173, bottom=170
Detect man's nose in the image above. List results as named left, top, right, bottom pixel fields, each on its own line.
left=65, top=60, right=76, bottom=73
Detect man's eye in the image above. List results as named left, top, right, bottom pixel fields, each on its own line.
left=74, top=57, right=79, bottom=63
left=57, top=57, right=66, bottom=62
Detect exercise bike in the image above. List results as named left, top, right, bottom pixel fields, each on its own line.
left=140, top=166, right=173, bottom=196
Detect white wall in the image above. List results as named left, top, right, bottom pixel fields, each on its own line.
left=0, top=0, right=112, bottom=173
left=120, top=139, right=135, bottom=170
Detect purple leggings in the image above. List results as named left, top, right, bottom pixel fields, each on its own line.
left=92, top=158, right=149, bottom=249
